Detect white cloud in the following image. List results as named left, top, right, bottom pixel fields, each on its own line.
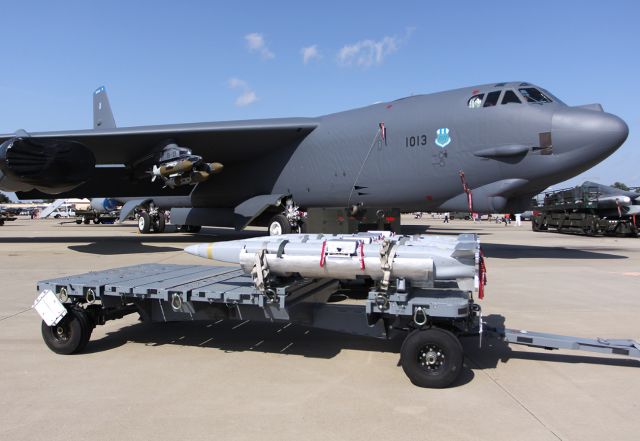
left=337, top=28, right=414, bottom=68
left=245, top=33, right=274, bottom=60
left=301, top=45, right=321, bottom=64
left=228, top=77, right=258, bottom=107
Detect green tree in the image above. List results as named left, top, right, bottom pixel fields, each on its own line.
left=0, top=193, right=11, bottom=204
left=611, top=182, right=630, bottom=191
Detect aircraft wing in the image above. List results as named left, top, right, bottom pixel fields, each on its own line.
left=1, top=118, right=319, bottom=198
left=0, top=118, right=319, bottom=164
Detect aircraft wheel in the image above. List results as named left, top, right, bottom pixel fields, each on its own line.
left=41, top=309, right=88, bottom=355
left=138, top=212, right=151, bottom=234
left=400, top=328, right=463, bottom=388
left=268, top=214, right=291, bottom=236
left=153, top=214, right=166, bottom=233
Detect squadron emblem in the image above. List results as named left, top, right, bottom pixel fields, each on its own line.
left=435, top=127, right=451, bottom=148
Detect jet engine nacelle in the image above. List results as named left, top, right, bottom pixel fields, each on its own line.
left=0, top=137, right=95, bottom=194
left=90, top=198, right=119, bottom=213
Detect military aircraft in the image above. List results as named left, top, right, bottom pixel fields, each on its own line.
left=0, top=82, right=629, bottom=234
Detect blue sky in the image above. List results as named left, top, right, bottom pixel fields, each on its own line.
left=1, top=0, right=638, bottom=200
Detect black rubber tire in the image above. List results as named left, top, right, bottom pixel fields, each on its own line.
left=153, top=214, right=166, bottom=233
left=83, top=217, right=90, bottom=224
left=138, top=212, right=151, bottom=234
left=72, top=308, right=93, bottom=353
left=268, top=214, right=292, bottom=236
left=75, top=219, right=82, bottom=225
left=401, top=328, right=464, bottom=388
left=41, top=309, right=87, bottom=355
left=93, top=218, right=100, bottom=224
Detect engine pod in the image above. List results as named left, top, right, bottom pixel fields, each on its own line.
left=0, top=137, right=95, bottom=193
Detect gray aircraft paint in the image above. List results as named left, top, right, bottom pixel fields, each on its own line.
left=0, top=82, right=628, bottom=224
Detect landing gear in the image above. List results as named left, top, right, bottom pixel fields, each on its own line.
left=137, top=204, right=166, bottom=234
left=40, top=308, right=93, bottom=355
left=153, top=212, right=166, bottom=233
left=138, top=211, right=151, bottom=234
left=400, top=328, right=464, bottom=388
left=268, top=198, right=306, bottom=235
left=268, top=214, right=292, bottom=236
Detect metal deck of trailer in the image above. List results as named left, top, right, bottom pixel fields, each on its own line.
left=33, top=263, right=640, bottom=388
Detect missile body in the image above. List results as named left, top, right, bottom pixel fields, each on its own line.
left=185, top=233, right=480, bottom=285
left=154, top=159, right=194, bottom=177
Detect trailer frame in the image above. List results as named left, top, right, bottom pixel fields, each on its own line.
left=33, top=263, right=640, bottom=388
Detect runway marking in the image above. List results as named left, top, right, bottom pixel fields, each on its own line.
left=277, top=323, right=292, bottom=333
left=178, top=336, right=185, bottom=340
left=250, top=340, right=264, bottom=349
left=206, top=324, right=213, bottom=328
left=199, top=337, right=214, bottom=346
left=232, top=320, right=250, bottom=330
left=280, top=343, right=293, bottom=353
left=215, top=319, right=224, bottom=324
left=464, top=355, right=562, bottom=440
left=304, top=330, right=310, bottom=335
left=0, top=307, right=32, bottom=323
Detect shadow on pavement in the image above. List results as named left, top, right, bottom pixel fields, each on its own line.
left=482, top=243, right=627, bottom=259
left=83, top=318, right=479, bottom=387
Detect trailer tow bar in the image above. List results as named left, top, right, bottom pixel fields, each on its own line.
left=486, top=326, right=640, bottom=358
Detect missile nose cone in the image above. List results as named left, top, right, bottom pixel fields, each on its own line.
left=209, top=162, right=224, bottom=174
left=185, top=244, right=200, bottom=256
left=552, top=108, right=629, bottom=157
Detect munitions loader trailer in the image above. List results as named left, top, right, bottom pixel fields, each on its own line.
left=33, top=263, right=640, bottom=388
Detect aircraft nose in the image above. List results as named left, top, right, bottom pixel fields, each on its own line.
left=551, top=107, right=628, bottom=156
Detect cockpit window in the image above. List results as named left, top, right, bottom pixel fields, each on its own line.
left=483, top=91, right=501, bottom=107
left=519, top=88, right=552, bottom=103
left=467, top=94, right=484, bottom=108
left=501, top=90, right=521, bottom=105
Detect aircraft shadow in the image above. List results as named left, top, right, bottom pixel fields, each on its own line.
left=461, top=314, right=640, bottom=371
left=0, top=227, right=267, bottom=255
left=482, top=243, right=627, bottom=260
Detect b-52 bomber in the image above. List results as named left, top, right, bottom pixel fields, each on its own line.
left=0, top=82, right=628, bottom=234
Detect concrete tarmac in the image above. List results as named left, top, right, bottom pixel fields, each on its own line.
left=1, top=216, right=638, bottom=441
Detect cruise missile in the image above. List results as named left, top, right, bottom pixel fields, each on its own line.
left=184, top=233, right=483, bottom=291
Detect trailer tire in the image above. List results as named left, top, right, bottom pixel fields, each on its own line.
left=268, top=214, right=292, bottom=236
left=93, top=218, right=100, bottom=224
left=72, top=308, right=93, bottom=353
left=75, top=219, right=82, bottom=225
left=41, top=309, right=87, bottom=355
left=401, top=328, right=463, bottom=388
left=138, top=212, right=151, bottom=234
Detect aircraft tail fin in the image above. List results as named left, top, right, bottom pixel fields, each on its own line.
left=93, top=86, right=116, bottom=129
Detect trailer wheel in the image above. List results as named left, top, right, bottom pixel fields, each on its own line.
left=400, top=328, right=463, bottom=388
left=93, top=218, right=100, bottom=224
left=138, top=212, right=151, bottom=234
left=41, top=309, right=88, bottom=355
left=75, top=219, right=82, bottom=225
left=268, top=214, right=292, bottom=236
left=72, top=308, right=93, bottom=353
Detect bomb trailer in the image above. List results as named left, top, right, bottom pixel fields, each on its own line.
left=33, top=233, right=640, bottom=388
left=532, top=184, right=639, bottom=237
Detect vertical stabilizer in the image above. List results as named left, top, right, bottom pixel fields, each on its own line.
left=93, top=86, right=116, bottom=129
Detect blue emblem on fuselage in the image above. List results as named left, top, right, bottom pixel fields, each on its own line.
left=435, top=128, right=451, bottom=148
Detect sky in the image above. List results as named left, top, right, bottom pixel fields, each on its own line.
left=1, top=0, right=639, bottom=201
